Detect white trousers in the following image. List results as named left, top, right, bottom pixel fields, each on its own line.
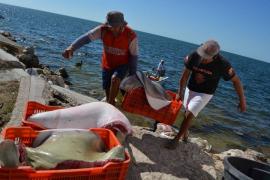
left=183, top=88, right=213, bottom=117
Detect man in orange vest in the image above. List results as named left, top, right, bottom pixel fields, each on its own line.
left=62, top=11, right=138, bottom=105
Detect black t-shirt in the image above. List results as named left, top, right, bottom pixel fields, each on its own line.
left=185, top=52, right=235, bottom=94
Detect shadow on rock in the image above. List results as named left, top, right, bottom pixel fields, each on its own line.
left=126, top=128, right=216, bottom=180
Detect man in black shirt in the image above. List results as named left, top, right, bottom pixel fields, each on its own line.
left=166, top=40, right=246, bottom=149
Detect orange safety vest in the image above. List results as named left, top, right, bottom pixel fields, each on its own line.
left=101, top=26, right=136, bottom=70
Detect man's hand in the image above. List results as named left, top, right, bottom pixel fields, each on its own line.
left=62, top=47, right=74, bottom=59
left=176, top=93, right=183, bottom=101
left=230, top=75, right=246, bottom=113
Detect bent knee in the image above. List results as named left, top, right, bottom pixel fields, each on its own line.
left=185, top=110, right=195, bottom=118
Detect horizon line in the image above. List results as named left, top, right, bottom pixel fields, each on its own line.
left=0, top=2, right=269, bottom=64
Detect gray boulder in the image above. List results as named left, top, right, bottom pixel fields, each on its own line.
left=22, top=46, right=35, bottom=55
left=17, top=53, right=39, bottom=68
left=25, top=68, right=43, bottom=76
left=0, top=49, right=25, bottom=69
left=57, top=67, right=69, bottom=78
left=0, top=34, right=23, bottom=54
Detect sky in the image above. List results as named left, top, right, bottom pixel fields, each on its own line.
left=1, top=0, right=270, bottom=63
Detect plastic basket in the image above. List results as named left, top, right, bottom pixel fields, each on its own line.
left=0, top=127, right=130, bottom=180
left=122, top=87, right=182, bottom=125
left=22, top=101, right=63, bottom=130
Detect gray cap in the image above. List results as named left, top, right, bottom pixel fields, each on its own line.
left=197, top=40, right=220, bottom=59
left=105, top=11, right=127, bottom=27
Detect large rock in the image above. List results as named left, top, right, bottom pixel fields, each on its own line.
left=214, top=148, right=268, bottom=163
left=126, top=126, right=217, bottom=180
left=17, top=46, right=40, bottom=68
left=0, top=31, right=11, bottom=38
left=17, top=53, right=39, bottom=68
left=0, top=69, right=29, bottom=82
left=189, top=137, right=212, bottom=152
left=47, top=75, right=66, bottom=87
left=57, top=67, right=69, bottom=78
left=0, top=34, right=23, bottom=54
left=50, top=85, right=98, bottom=105
left=0, top=49, right=25, bottom=69
left=0, top=31, right=16, bottom=42
left=25, top=68, right=43, bottom=76
left=22, top=46, right=35, bottom=55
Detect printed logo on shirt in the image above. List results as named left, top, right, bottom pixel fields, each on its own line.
left=193, top=67, right=213, bottom=75
left=195, top=73, right=206, bottom=84
left=104, top=46, right=127, bottom=56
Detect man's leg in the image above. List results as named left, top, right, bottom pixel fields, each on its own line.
left=174, top=111, right=194, bottom=141
left=165, top=88, right=213, bottom=149
left=108, top=65, right=128, bottom=106
left=105, top=88, right=110, bottom=102
left=108, top=75, right=121, bottom=105
left=102, top=69, right=113, bottom=102
left=165, top=111, right=194, bottom=149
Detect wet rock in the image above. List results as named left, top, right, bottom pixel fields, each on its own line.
left=51, top=85, right=98, bottom=105
left=214, top=148, right=268, bottom=163
left=0, top=49, right=25, bottom=69
left=64, top=84, right=70, bottom=89
left=0, top=60, right=25, bottom=70
left=0, top=33, right=23, bottom=54
left=22, top=46, right=35, bottom=55
left=64, top=80, right=72, bottom=85
left=47, top=75, right=65, bottom=87
left=189, top=137, right=212, bottom=152
left=25, top=68, right=43, bottom=76
left=0, top=31, right=16, bottom=42
left=215, top=149, right=245, bottom=161
left=75, top=60, right=83, bottom=67
left=48, top=98, right=62, bottom=106
left=35, top=68, right=43, bottom=75
left=245, top=148, right=268, bottom=163
left=1, top=31, right=11, bottom=38
left=57, top=67, right=69, bottom=78
left=7, top=36, right=16, bottom=42
left=17, top=54, right=39, bottom=68
left=52, top=91, right=69, bottom=104
left=40, top=64, right=50, bottom=69
left=17, top=46, right=40, bottom=68
left=42, top=67, right=53, bottom=76
left=15, top=36, right=26, bottom=43
left=49, top=89, right=76, bottom=107
left=88, top=90, right=99, bottom=96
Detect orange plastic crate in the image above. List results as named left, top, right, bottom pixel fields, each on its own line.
left=122, top=87, right=182, bottom=125
left=0, top=127, right=130, bottom=180
left=21, top=101, right=63, bottom=130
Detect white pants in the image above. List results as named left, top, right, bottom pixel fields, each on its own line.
left=183, top=88, right=213, bottom=117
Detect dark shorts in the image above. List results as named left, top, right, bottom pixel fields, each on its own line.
left=102, top=65, right=128, bottom=90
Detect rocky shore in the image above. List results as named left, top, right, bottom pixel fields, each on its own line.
left=0, top=31, right=269, bottom=180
